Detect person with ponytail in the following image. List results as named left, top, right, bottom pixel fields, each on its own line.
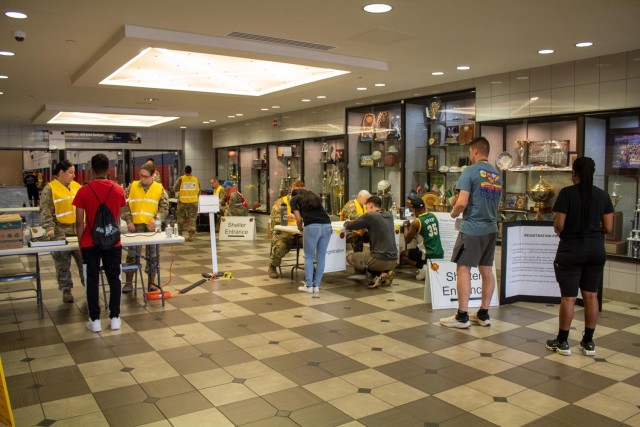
left=546, top=156, right=613, bottom=357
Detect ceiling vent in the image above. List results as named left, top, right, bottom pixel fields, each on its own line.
left=226, top=32, right=335, bottom=51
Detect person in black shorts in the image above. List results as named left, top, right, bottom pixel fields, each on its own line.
left=546, top=157, right=613, bottom=357
left=24, top=170, right=40, bottom=206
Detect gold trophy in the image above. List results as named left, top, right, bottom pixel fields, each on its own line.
left=515, top=140, right=527, bottom=166
left=427, top=98, right=441, bottom=120
left=611, top=182, right=622, bottom=208
left=527, top=176, right=554, bottom=218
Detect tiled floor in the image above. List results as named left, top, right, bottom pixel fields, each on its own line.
left=1, top=233, right=640, bottom=426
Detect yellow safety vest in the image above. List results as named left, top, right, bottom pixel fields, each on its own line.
left=178, top=175, right=199, bottom=203
left=49, top=179, right=82, bottom=224
left=129, top=181, right=163, bottom=224
left=213, top=185, right=222, bottom=197
left=281, top=195, right=296, bottom=226
left=340, top=199, right=365, bottom=221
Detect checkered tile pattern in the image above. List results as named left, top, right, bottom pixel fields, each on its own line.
left=1, top=233, right=640, bottom=426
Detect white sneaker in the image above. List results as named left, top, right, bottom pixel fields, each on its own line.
left=439, top=314, right=471, bottom=329
left=416, top=266, right=427, bottom=281
left=110, top=317, right=121, bottom=330
left=313, top=286, right=320, bottom=294
left=298, top=284, right=313, bottom=293
left=87, top=319, right=101, bottom=333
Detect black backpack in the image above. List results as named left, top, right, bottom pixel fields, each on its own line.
left=87, top=183, right=120, bottom=250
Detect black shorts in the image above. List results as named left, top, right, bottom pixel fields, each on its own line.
left=554, top=248, right=606, bottom=297
left=407, top=248, right=425, bottom=267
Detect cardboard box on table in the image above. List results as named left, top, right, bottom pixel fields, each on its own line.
left=0, top=214, right=23, bottom=249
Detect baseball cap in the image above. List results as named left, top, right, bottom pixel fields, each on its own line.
left=222, top=180, right=234, bottom=187
left=408, top=196, right=425, bottom=208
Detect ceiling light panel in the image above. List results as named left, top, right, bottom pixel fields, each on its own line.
left=48, top=112, right=178, bottom=127
left=100, top=47, right=350, bottom=96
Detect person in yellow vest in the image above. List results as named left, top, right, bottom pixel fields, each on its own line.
left=340, top=190, right=371, bottom=252
left=210, top=176, right=223, bottom=232
left=267, top=180, right=305, bottom=278
left=173, top=165, right=200, bottom=242
left=121, top=163, right=169, bottom=293
left=40, top=160, right=84, bottom=303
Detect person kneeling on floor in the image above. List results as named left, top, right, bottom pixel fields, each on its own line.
left=345, top=195, right=397, bottom=288
left=400, top=196, right=444, bottom=280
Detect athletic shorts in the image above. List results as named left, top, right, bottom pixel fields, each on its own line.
left=451, top=232, right=497, bottom=267
left=407, top=248, right=425, bottom=267
left=350, top=251, right=397, bottom=273
left=554, top=248, right=606, bottom=297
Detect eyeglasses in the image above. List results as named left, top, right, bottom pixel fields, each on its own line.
left=139, top=173, right=151, bottom=178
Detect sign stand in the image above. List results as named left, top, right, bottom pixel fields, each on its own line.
left=198, top=195, right=219, bottom=274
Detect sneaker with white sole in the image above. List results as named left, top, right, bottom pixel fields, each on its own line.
left=87, top=319, right=101, bottom=333
left=367, top=275, right=383, bottom=289
left=579, top=340, right=596, bottom=356
left=416, top=266, right=427, bottom=281
left=469, top=311, right=491, bottom=326
left=298, top=284, right=313, bottom=293
left=439, top=314, right=471, bottom=329
left=380, top=271, right=394, bottom=286
left=313, top=287, right=320, bottom=294
left=110, top=317, right=121, bottom=330
left=546, top=339, right=571, bottom=356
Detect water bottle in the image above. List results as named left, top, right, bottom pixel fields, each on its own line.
left=280, top=202, right=287, bottom=225
left=155, top=218, right=162, bottom=233
left=391, top=201, right=398, bottom=219
left=173, top=223, right=179, bottom=236
left=166, top=223, right=173, bottom=238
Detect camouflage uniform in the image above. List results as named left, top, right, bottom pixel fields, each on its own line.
left=269, top=196, right=296, bottom=269
left=172, top=175, right=199, bottom=241
left=341, top=199, right=368, bottom=252
left=223, top=190, right=248, bottom=216
left=122, top=182, right=169, bottom=285
left=153, top=170, right=162, bottom=185
left=40, top=182, right=84, bottom=291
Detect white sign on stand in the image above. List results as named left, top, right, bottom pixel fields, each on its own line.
left=197, top=195, right=219, bottom=274
left=324, top=227, right=347, bottom=273
left=219, top=217, right=256, bottom=240
left=428, top=261, right=499, bottom=309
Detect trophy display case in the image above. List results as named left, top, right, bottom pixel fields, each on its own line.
left=240, top=145, right=268, bottom=212
left=346, top=102, right=403, bottom=212
left=303, top=137, right=346, bottom=215
left=405, top=90, right=476, bottom=212
left=216, top=147, right=240, bottom=187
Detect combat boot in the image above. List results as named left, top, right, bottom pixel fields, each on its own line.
left=268, top=265, right=279, bottom=279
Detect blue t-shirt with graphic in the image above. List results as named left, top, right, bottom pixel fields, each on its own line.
left=456, top=161, right=503, bottom=236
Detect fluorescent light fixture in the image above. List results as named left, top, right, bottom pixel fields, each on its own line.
left=235, top=113, right=243, bottom=116
left=0, top=51, right=15, bottom=56
left=227, top=115, right=235, bottom=118
left=516, top=76, right=529, bottom=80
left=356, top=87, right=367, bottom=91
left=538, top=49, right=554, bottom=54
left=100, top=47, right=349, bottom=96
left=302, top=99, right=311, bottom=102
left=317, top=95, right=327, bottom=98
left=363, top=4, right=393, bottom=13
left=456, top=66, right=470, bottom=70
left=272, top=106, right=280, bottom=109
left=576, top=41, right=593, bottom=47
left=48, top=112, right=178, bottom=127
left=260, top=108, right=269, bottom=111
left=203, top=121, right=209, bottom=124
left=374, top=83, right=385, bottom=87
left=5, top=11, right=27, bottom=19
left=0, top=92, right=3, bottom=95
left=432, top=71, right=444, bottom=76
left=530, top=97, right=539, bottom=101
left=180, top=126, right=186, bottom=129
left=0, top=75, right=7, bottom=79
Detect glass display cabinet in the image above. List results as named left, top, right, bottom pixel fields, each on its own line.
left=239, top=144, right=268, bottom=212
left=267, top=141, right=302, bottom=205
left=303, top=137, right=346, bottom=215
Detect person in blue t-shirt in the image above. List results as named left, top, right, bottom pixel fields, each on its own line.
left=440, top=137, right=502, bottom=329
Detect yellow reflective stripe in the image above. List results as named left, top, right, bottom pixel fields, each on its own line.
left=53, top=195, right=73, bottom=204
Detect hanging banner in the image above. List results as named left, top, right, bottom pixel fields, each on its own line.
left=39, top=131, right=142, bottom=144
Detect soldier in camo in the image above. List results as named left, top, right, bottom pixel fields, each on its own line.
left=40, top=160, right=84, bottom=303
left=172, top=165, right=200, bottom=242
left=340, top=190, right=371, bottom=252
left=221, top=181, right=248, bottom=216
left=122, top=163, right=169, bottom=292
left=267, top=180, right=305, bottom=278
left=145, top=158, right=162, bottom=185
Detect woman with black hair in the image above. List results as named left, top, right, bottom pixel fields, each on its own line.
left=546, top=157, right=613, bottom=357
left=290, top=188, right=332, bottom=293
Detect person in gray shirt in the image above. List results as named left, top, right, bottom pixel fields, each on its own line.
left=345, top=195, right=397, bottom=288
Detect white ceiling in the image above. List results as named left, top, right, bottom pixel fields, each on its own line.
left=1, top=0, right=639, bottom=130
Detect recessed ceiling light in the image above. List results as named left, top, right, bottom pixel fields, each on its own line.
left=491, top=81, right=502, bottom=84
left=0, top=75, right=7, bottom=79
left=203, top=121, right=210, bottom=124
left=228, top=115, right=235, bottom=118
left=272, top=106, right=280, bottom=109
left=210, top=120, right=216, bottom=122
left=538, top=49, right=554, bottom=54
left=260, top=108, right=269, bottom=111
left=432, top=71, right=444, bottom=76
left=0, top=92, right=3, bottom=95
left=530, top=97, right=539, bottom=101
left=374, top=83, right=385, bottom=87
left=100, top=47, right=349, bottom=96
left=357, top=87, right=367, bottom=91
left=456, top=66, right=470, bottom=70
left=48, top=112, right=178, bottom=127
left=180, top=126, right=186, bottom=129
left=516, top=76, right=529, bottom=80
left=0, top=51, right=15, bottom=56
left=144, top=97, right=159, bottom=102
left=302, top=99, right=311, bottom=102
left=576, top=42, right=593, bottom=48
left=235, top=113, right=243, bottom=116
left=5, top=11, right=27, bottom=19
left=317, top=95, right=327, bottom=98
left=363, top=4, right=392, bottom=13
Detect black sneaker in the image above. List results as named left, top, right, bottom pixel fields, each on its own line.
left=579, top=340, right=596, bottom=356
left=546, top=339, right=571, bottom=356
left=470, top=311, right=490, bottom=326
